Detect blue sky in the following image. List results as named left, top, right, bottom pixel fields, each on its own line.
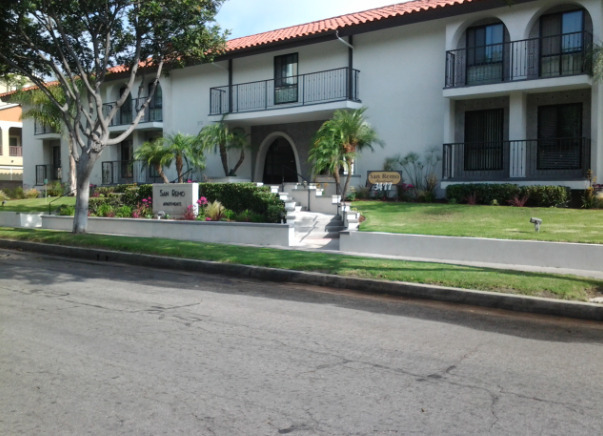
left=215, top=0, right=408, bottom=39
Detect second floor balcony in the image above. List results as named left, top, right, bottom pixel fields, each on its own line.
left=101, top=160, right=163, bottom=185
left=102, top=97, right=163, bottom=128
left=445, top=31, right=592, bottom=89
left=34, top=121, right=59, bottom=136
left=9, top=145, right=22, bottom=157
left=210, top=67, right=360, bottom=116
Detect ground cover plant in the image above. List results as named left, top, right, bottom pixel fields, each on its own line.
left=0, top=227, right=600, bottom=302
left=353, top=201, right=603, bottom=244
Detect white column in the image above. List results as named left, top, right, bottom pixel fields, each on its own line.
left=508, top=92, right=527, bottom=178
left=592, top=82, right=602, bottom=181
left=442, top=99, right=455, bottom=180
left=0, top=126, right=5, bottom=162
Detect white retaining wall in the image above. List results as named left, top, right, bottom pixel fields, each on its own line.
left=340, top=230, right=603, bottom=274
left=0, top=212, right=43, bottom=228
left=41, top=216, right=294, bottom=246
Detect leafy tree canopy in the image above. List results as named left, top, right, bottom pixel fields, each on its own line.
left=0, top=0, right=227, bottom=232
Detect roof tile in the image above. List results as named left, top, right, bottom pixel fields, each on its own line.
left=225, top=0, right=471, bottom=53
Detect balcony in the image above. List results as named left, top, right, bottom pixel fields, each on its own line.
left=442, top=137, right=590, bottom=182
left=9, top=146, right=22, bottom=157
left=101, top=160, right=162, bottom=185
left=210, top=67, right=360, bottom=116
left=35, top=164, right=61, bottom=185
left=445, top=31, right=592, bottom=89
left=34, top=121, right=59, bottom=135
left=102, top=97, right=163, bottom=128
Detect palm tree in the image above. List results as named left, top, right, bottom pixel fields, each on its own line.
left=133, top=138, right=173, bottom=183
left=308, top=131, right=345, bottom=195
left=11, top=86, right=77, bottom=193
left=310, top=108, right=382, bottom=201
left=164, top=133, right=204, bottom=182
left=198, top=120, right=248, bottom=177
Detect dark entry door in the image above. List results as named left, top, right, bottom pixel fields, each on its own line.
left=537, top=103, right=582, bottom=170
left=263, top=138, right=297, bottom=184
left=52, top=144, right=61, bottom=180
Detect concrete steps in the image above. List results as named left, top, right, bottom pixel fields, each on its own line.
left=274, top=185, right=344, bottom=249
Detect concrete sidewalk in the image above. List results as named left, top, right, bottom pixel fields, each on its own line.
left=0, top=238, right=601, bottom=322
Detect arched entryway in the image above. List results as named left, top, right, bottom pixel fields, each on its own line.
left=262, top=137, right=298, bottom=184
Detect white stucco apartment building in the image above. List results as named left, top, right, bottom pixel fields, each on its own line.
left=16, top=0, right=603, bottom=193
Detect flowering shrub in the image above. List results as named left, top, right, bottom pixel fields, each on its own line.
left=132, top=196, right=153, bottom=218
left=183, top=205, right=197, bottom=220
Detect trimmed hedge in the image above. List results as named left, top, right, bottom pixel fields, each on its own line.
left=89, top=183, right=285, bottom=223
left=199, top=183, right=285, bottom=223
left=446, top=183, right=570, bottom=207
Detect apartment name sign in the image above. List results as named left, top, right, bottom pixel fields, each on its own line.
left=152, top=183, right=199, bottom=218
left=367, top=171, right=402, bottom=191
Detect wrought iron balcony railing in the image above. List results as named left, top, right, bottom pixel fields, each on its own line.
left=9, top=146, right=22, bottom=157
left=442, top=137, right=590, bottom=181
left=34, top=121, right=59, bottom=135
left=210, top=67, right=360, bottom=115
left=35, top=164, right=61, bottom=185
left=102, top=97, right=163, bottom=127
left=101, top=160, right=163, bottom=185
left=445, top=31, right=592, bottom=88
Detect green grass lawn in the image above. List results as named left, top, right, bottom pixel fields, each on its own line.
left=353, top=201, right=603, bottom=244
left=1, top=196, right=76, bottom=213
left=0, top=227, right=601, bottom=302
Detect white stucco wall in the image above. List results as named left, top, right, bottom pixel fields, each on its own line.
left=17, top=0, right=603, bottom=190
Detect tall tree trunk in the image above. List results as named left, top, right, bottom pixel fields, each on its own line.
left=176, top=156, right=183, bottom=183
left=340, top=158, right=353, bottom=202
left=72, top=152, right=97, bottom=234
left=219, top=144, right=229, bottom=177
left=230, top=149, right=245, bottom=176
left=333, top=166, right=341, bottom=195
left=155, top=164, right=170, bottom=184
left=68, top=137, right=77, bottom=194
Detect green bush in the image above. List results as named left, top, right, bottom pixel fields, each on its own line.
left=47, top=181, right=64, bottom=196
left=199, top=183, right=285, bottom=223
left=0, top=190, right=8, bottom=201
left=24, top=188, right=40, bottom=199
left=58, top=204, right=75, bottom=216
left=446, top=184, right=520, bottom=205
left=89, top=197, right=123, bottom=215
left=446, top=183, right=569, bottom=207
left=96, top=203, right=115, bottom=217
left=115, top=205, right=133, bottom=218
left=520, top=185, right=569, bottom=207
left=6, top=186, right=25, bottom=199
left=235, top=209, right=265, bottom=223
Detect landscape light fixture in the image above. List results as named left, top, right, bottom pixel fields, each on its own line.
left=529, top=217, right=542, bottom=232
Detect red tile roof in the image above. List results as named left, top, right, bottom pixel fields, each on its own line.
left=0, top=0, right=477, bottom=98
left=225, top=0, right=473, bottom=52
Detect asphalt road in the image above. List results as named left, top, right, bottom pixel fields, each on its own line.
left=1, top=249, right=602, bottom=435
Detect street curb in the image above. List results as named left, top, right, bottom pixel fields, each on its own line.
left=1, top=238, right=602, bottom=322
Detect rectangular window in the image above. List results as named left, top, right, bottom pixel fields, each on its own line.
left=464, top=109, right=504, bottom=171
left=120, top=139, right=134, bottom=179
left=274, top=53, right=298, bottom=104
left=52, top=144, right=61, bottom=180
left=537, top=103, right=582, bottom=170
left=540, top=10, right=584, bottom=76
left=466, top=23, right=504, bottom=84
